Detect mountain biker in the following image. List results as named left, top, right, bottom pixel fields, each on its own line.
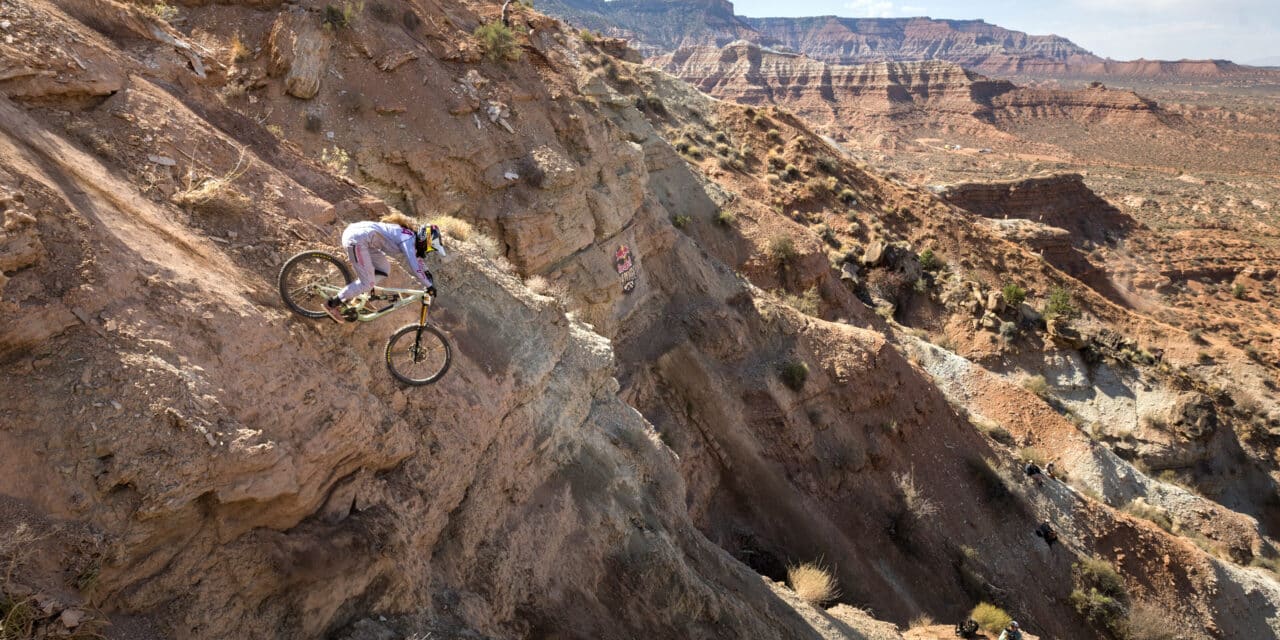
left=324, top=212, right=445, bottom=323
left=997, top=620, right=1023, bottom=640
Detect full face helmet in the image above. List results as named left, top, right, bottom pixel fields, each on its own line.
left=416, top=224, right=445, bottom=258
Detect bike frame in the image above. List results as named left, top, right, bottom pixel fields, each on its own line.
left=312, top=283, right=432, bottom=324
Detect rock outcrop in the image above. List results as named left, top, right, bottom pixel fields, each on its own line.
left=540, top=0, right=1280, bottom=81
left=654, top=41, right=1164, bottom=138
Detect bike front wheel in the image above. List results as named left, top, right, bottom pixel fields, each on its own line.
left=385, top=323, right=452, bottom=385
left=279, top=250, right=352, bottom=318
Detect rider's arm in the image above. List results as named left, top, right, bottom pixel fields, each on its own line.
left=397, top=234, right=435, bottom=290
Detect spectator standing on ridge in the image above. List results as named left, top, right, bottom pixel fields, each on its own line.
left=998, top=620, right=1024, bottom=640
left=1024, top=461, right=1044, bottom=487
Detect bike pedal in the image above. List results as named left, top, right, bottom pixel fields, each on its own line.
left=341, top=308, right=359, bottom=322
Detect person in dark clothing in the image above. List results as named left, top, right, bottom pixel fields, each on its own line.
left=1024, top=461, right=1044, bottom=486
left=954, top=618, right=979, bottom=637
left=1034, top=522, right=1058, bottom=547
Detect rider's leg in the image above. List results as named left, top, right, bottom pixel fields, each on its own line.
left=371, top=252, right=391, bottom=289
left=337, top=243, right=378, bottom=302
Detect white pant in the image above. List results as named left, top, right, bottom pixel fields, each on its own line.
left=338, top=242, right=389, bottom=301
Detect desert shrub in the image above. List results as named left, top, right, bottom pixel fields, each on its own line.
left=714, top=142, right=732, bottom=156
left=817, top=225, right=838, bottom=247
left=908, top=614, right=934, bottom=630
left=1124, top=601, right=1179, bottom=640
left=0, top=596, right=37, bottom=639
left=917, top=248, right=942, bottom=272
left=1021, top=374, right=1050, bottom=398
left=434, top=215, right=473, bottom=241
left=144, top=1, right=179, bottom=21
left=1002, top=283, right=1027, bottom=307
left=974, top=417, right=1016, bottom=446
left=1071, top=557, right=1128, bottom=633
left=1043, top=286, right=1078, bottom=321
left=753, top=113, right=769, bottom=127
left=969, top=602, right=1011, bottom=634
left=816, top=156, right=839, bottom=174
left=714, top=209, right=736, bottom=226
left=894, top=470, right=939, bottom=520
left=1018, top=446, right=1046, bottom=467
left=768, top=236, right=797, bottom=264
left=766, top=152, right=787, bottom=170
left=838, top=188, right=857, bottom=205
left=783, top=164, right=801, bottom=181
left=174, top=178, right=251, bottom=218
left=579, top=29, right=596, bottom=43
left=713, top=131, right=729, bottom=143
left=474, top=21, right=521, bottom=62
left=1232, top=283, right=1247, bottom=299
left=780, top=287, right=821, bottom=316
left=766, top=174, right=781, bottom=186
left=766, top=128, right=782, bottom=142
left=787, top=561, right=839, bottom=605
left=320, top=146, right=351, bottom=175
left=323, top=0, right=363, bottom=28
left=779, top=360, right=809, bottom=391
left=671, top=214, right=692, bottom=229
left=525, top=275, right=569, bottom=304
left=1122, top=499, right=1172, bottom=532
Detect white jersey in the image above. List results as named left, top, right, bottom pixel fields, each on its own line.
left=341, top=221, right=432, bottom=288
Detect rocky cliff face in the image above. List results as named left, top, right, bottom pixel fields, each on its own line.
left=3, top=1, right=1280, bottom=639
left=653, top=41, right=1163, bottom=143
left=539, top=0, right=1280, bottom=81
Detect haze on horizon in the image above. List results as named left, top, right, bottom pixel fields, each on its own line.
left=728, top=0, right=1279, bottom=65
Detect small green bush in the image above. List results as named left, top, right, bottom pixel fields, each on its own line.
left=1122, top=499, right=1173, bottom=532
left=780, top=360, right=809, bottom=391
left=1043, top=286, right=1078, bottom=321
left=1071, top=557, right=1128, bottom=633
left=783, top=164, right=801, bottom=181
left=1232, top=283, right=1247, bottom=299
left=1002, top=283, right=1027, bottom=307
left=1021, top=374, right=1049, bottom=398
left=780, top=287, right=821, bottom=316
left=766, top=128, right=782, bottom=142
left=838, top=188, right=857, bottom=205
left=474, top=21, right=521, bottom=62
left=969, top=602, right=1011, bottom=634
left=714, top=209, right=736, bottom=226
left=579, top=29, right=596, bottom=43
left=768, top=236, right=797, bottom=264
left=917, top=248, right=942, bottom=272
left=671, top=214, right=692, bottom=229
left=816, top=156, right=839, bottom=174
left=323, top=0, right=363, bottom=29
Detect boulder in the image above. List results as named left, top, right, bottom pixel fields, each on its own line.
left=268, top=9, right=333, bottom=99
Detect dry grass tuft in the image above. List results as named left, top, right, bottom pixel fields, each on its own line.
left=434, top=216, right=474, bottom=242
left=173, top=178, right=251, bottom=217
left=894, top=470, right=939, bottom=519
left=787, top=561, right=840, bottom=606
left=908, top=614, right=935, bottom=629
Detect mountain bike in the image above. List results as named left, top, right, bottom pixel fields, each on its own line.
left=278, top=250, right=451, bottom=385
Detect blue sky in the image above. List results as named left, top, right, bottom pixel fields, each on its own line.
left=729, top=0, right=1280, bottom=64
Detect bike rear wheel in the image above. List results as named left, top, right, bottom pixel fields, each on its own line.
left=279, top=250, right=353, bottom=318
left=385, top=323, right=452, bottom=385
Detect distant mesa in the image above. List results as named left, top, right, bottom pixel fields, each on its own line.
left=539, top=0, right=1280, bottom=80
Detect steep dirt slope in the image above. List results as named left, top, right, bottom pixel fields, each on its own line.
left=0, top=0, right=904, bottom=638
left=581, top=49, right=1280, bottom=638
left=3, top=0, right=1280, bottom=639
